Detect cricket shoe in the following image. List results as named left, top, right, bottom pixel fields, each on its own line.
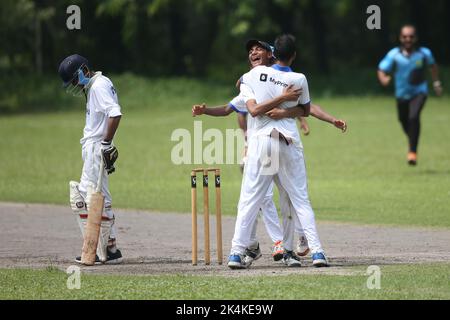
left=105, top=248, right=123, bottom=264
left=75, top=255, right=102, bottom=265
left=407, top=152, right=417, bottom=166
left=244, top=243, right=262, bottom=266
left=228, top=254, right=249, bottom=269
left=272, top=240, right=284, bottom=261
left=296, top=236, right=310, bottom=257
left=312, top=252, right=329, bottom=267
left=283, top=251, right=301, bottom=267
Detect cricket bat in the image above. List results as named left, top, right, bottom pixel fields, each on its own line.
left=81, top=160, right=105, bottom=265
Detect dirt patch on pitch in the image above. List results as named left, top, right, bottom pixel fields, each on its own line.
left=0, top=202, right=449, bottom=277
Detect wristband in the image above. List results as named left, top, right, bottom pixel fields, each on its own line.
left=101, top=140, right=112, bottom=146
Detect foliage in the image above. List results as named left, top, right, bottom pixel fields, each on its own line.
left=1, top=0, right=449, bottom=82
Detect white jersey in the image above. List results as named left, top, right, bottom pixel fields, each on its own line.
left=229, top=94, right=258, bottom=139
left=80, top=72, right=122, bottom=146
left=240, top=65, right=310, bottom=144
left=229, top=94, right=247, bottom=114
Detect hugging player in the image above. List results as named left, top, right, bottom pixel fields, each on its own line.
left=193, top=38, right=346, bottom=268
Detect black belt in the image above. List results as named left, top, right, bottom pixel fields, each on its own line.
left=269, top=130, right=292, bottom=145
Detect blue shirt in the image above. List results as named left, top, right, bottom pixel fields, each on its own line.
left=378, top=47, right=435, bottom=100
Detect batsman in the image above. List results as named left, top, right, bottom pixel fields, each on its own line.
left=58, top=54, right=123, bottom=265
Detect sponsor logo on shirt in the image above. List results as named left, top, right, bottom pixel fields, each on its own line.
left=269, top=77, right=289, bottom=88
left=260, top=73, right=268, bottom=82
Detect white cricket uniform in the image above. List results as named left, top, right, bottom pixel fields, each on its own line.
left=230, top=64, right=323, bottom=255
left=229, top=93, right=305, bottom=249
left=78, top=72, right=122, bottom=239
left=229, top=95, right=283, bottom=244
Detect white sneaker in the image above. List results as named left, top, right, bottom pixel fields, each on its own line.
left=244, top=243, right=262, bottom=266
left=312, top=252, right=329, bottom=267
left=296, top=236, right=310, bottom=257
left=228, top=254, right=249, bottom=269
left=283, top=251, right=301, bottom=267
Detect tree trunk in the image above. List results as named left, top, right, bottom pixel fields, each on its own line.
left=35, top=14, right=43, bottom=75
left=308, top=0, right=329, bottom=73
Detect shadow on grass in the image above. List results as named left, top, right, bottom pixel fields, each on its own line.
left=418, top=169, right=450, bottom=176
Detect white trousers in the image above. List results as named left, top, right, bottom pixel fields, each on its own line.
left=78, top=142, right=117, bottom=239
left=248, top=183, right=283, bottom=247
left=248, top=182, right=305, bottom=250
left=231, top=135, right=322, bottom=255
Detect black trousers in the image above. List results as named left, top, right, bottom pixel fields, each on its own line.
left=396, top=94, right=427, bottom=153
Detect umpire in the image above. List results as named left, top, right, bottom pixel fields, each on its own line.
left=377, top=24, right=443, bottom=166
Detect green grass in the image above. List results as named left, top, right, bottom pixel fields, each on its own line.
left=1, top=91, right=449, bottom=228
left=1, top=264, right=449, bottom=299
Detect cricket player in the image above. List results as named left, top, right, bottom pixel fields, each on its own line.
left=228, top=34, right=328, bottom=269
left=378, top=24, right=443, bottom=165
left=58, top=54, right=123, bottom=264
left=193, top=40, right=300, bottom=264
left=194, top=40, right=346, bottom=267
left=193, top=85, right=301, bottom=264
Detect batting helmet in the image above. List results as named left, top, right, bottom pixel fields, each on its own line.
left=58, top=54, right=89, bottom=88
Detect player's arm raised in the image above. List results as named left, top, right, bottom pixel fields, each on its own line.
left=244, top=84, right=301, bottom=117
left=192, top=104, right=234, bottom=117
left=309, top=104, right=347, bottom=132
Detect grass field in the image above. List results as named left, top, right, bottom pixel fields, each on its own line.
left=1, top=90, right=449, bottom=228
left=1, top=77, right=450, bottom=300
left=1, top=263, right=449, bottom=300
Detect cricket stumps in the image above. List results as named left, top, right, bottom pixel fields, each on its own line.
left=191, top=168, right=223, bottom=266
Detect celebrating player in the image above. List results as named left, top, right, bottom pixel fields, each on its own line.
left=193, top=40, right=301, bottom=264
left=193, top=39, right=346, bottom=267
left=228, top=34, right=328, bottom=269
left=58, top=54, right=123, bottom=264
left=378, top=24, right=443, bottom=166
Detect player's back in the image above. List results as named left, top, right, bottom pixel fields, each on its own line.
left=241, top=65, right=310, bottom=143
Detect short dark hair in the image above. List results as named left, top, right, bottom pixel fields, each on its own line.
left=274, top=34, right=296, bottom=62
